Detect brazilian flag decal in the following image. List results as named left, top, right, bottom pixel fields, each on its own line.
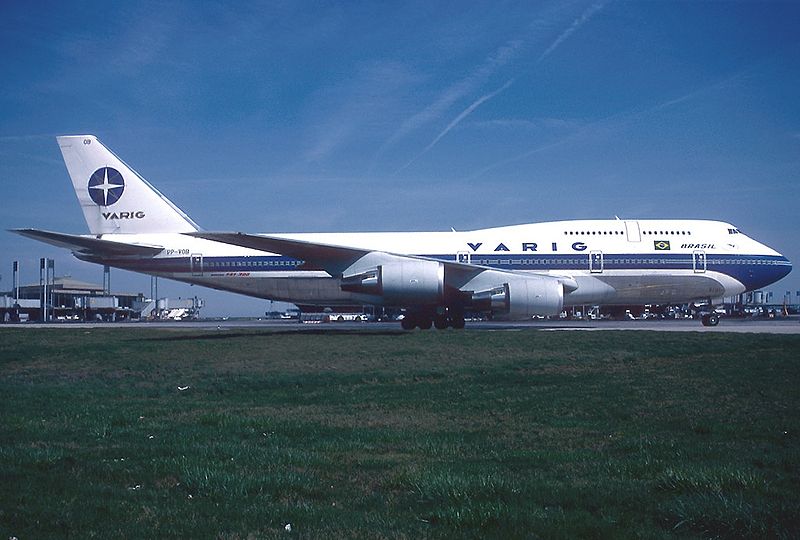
left=654, top=240, right=671, bottom=251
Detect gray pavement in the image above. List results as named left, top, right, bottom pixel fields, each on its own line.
left=3, top=316, right=799, bottom=334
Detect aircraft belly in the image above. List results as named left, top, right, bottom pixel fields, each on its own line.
left=567, top=271, right=744, bottom=306
left=94, top=259, right=747, bottom=310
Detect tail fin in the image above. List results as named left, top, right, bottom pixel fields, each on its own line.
left=57, top=135, right=200, bottom=235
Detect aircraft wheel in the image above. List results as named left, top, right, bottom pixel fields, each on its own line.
left=451, top=315, right=466, bottom=329
left=433, top=315, right=448, bottom=330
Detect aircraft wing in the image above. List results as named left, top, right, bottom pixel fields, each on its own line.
left=187, top=230, right=465, bottom=278
left=10, top=229, right=164, bottom=257
left=187, top=231, right=577, bottom=291
left=189, top=231, right=577, bottom=318
left=187, top=231, right=369, bottom=274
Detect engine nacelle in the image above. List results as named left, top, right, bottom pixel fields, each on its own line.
left=470, top=274, right=564, bottom=320
left=341, top=259, right=444, bottom=305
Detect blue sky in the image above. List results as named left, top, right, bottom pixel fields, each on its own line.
left=1, top=0, right=798, bottom=316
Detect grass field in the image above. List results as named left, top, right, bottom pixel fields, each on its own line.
left=1, top=327, right=799, bottom=538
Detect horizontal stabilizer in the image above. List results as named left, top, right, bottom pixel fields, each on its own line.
left=10, top=229, right=163, bottom=257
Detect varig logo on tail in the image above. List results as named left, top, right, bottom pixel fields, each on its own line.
left=88, top=167, right=146, bottom=220
left=88, top=167, right=125, bottom=206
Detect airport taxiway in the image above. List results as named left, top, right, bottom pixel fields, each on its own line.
left=4, top=317, right=799, bottom=334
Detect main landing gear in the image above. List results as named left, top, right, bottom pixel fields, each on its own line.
left=401, top=309, right=466, bottom=330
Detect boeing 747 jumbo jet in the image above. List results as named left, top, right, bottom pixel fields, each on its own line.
left=13, top=135, right=792, bottom=328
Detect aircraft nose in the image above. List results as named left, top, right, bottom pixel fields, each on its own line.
left=769, top=255, right=793, bottom=286
left=778, top=255, right=792, bottom=281
left=744, top=255, right=792, bottom=291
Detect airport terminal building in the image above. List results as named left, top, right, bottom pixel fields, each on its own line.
left=0, top=276, right=145, bottom=322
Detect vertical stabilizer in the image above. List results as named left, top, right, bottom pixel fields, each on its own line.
left=57, top=135, right=200, bottom=235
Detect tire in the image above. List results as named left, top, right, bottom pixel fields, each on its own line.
left=400, top=317, right=415, bottom=330
left=433, top=315, right=448, bottom=330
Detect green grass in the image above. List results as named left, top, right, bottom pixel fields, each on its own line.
left=1, top=328, right=799, bottom=538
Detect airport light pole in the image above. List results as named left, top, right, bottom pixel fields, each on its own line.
left=48, top=258, right=54, bottom=320
left=40, top=258, right=54, bottom=322
left=103, top=265, right=111, bottom=295
left=13, top=261, right=19, bottom=302
left=150, top=275, right=159, bottom=318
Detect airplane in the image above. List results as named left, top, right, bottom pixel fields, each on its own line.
left=12, top=135, right=792, bottom=328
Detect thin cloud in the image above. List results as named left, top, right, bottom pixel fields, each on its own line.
left=472, top=117, right=581, bottom=130
left=538, top=1, right=607, bottom=63
left=0, top=133, right=58, bottom=142
left=465, top=73, right=746, bottom=182
left=395, top=2, right=606, bottom=173
left=372, top=38, right=525, bottom=167
left=301, top=61, right=420, bottom=163
left=397, top=78, right=516, bottom=173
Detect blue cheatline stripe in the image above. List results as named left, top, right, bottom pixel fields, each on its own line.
left=82, top=252, right=790, bottom=291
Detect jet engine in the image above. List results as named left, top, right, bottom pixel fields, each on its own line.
left=341, top=260, right=445, bottom=305
left=469, top=273, right=564, bottom=319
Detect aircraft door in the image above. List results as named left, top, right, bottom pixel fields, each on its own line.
left=693, top=250, right=706, bottom=273
left=191, top=253, right=204, bottom=276
left=624, top=221, right=641, bottom=242
left=456, top=251, right=471, bottom=264
left=589, top=251, right=603, bottom=273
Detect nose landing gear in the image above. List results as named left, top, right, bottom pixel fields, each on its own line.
left=700, top=312, right=720, bottom=327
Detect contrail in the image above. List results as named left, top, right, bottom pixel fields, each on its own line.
left=398, top=2, right=607, bottom=174
left=464, top=72, right=745, bottom=182
left=397, top=78, right=516, bottom=173
left=372, top=38, right=524, bottom=171
left=538, top=2, right=606, bottom=63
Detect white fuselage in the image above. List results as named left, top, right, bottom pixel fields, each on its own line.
left=80, top=219, right=791, bottom=308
